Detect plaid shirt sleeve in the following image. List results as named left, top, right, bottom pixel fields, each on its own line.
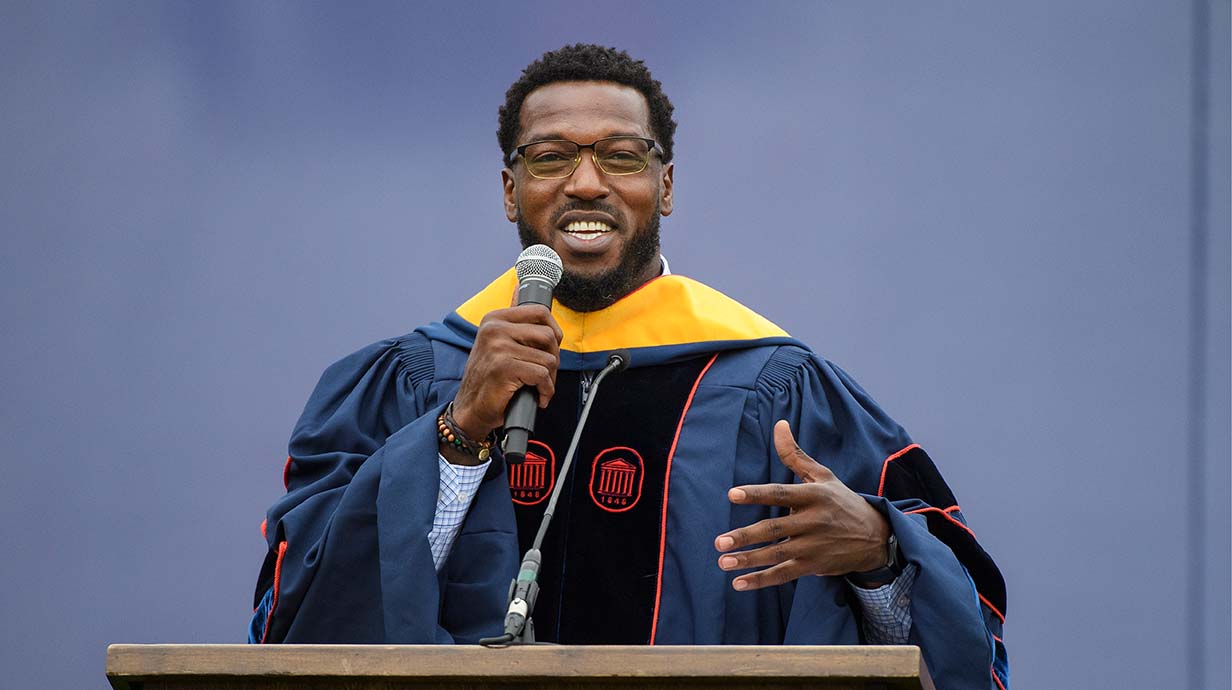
left=847, top=562, right=919, bottom=644
left=427, top=454, right=491, bottom=571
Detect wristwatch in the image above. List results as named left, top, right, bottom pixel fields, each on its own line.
left=845, top=532, right=904, bottom=589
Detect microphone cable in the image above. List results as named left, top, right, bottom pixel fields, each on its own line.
left=479, top=350, right=631, bottom=647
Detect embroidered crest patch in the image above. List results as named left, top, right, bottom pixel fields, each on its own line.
left=588, top=446, right=645, bottom=512
left=509, top=440, right=555, bottom=506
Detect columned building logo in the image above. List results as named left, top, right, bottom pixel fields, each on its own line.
left=508, top=440, right=555, bottom=506
left=588, top=446, right=645, bottom=512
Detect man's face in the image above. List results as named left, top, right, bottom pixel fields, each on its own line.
left=503, top=81, right=674, bottom=312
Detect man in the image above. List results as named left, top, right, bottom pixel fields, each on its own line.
left=250, top=45, right=1009, bottom=690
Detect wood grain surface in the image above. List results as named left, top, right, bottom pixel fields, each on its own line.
left=105, top=645, right=934, bottom=690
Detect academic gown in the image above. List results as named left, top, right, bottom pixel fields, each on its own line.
left=250, top=270, right=1010, bottom=690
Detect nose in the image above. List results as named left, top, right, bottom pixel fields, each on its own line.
left=563, top=152, right=610, bottom=200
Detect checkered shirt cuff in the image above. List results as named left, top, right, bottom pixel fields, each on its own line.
left=427, top=454, right=491, bottom=571
left=848, top=562, right=918, bottom=644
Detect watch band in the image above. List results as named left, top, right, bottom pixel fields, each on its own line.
left=846, top=532, right=903, bottom=588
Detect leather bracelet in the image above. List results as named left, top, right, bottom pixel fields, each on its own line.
left=437, top=402, right=494, bottom=461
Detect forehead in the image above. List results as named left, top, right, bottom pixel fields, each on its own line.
left=519, top=81, right=652, bottom=142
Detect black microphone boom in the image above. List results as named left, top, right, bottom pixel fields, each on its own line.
left=607, top=349, right=631, bottom=374
left=481, top=349, right=631, bottom=646
left=502, top=245, right=564, bottom=464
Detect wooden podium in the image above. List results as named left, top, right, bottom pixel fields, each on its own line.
left=106, top=644, right=934, bottom=690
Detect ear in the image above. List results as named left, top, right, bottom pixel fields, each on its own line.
left=659, top=162, right=674, bottom=217
left=502, top=168, right=518, bottom=222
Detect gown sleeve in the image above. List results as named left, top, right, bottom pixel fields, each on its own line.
left=757, top=345, right=1009, bottom=690
left=248, top=334, right=517, bottom=644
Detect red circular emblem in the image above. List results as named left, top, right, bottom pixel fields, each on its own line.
left=508, top=440, right=556, bottom=506
left=588, top=446, right=645, bottom=513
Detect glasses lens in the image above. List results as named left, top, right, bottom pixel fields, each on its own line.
left=523, top=141, right=579, bottom=178
left=595, top=137, right=650, bottom=175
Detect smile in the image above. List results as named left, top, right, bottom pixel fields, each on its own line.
left=563, top=220, right=614, bottom=240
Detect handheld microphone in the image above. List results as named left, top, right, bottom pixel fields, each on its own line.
left=502, top=245, right=564, bottom=464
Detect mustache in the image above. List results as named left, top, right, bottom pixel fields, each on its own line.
left=549, top=200, right=623, bottom=227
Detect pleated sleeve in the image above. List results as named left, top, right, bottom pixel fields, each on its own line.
left=756, top=346, right=1009, bottom=690
left=249, top=334, right=517, bottom=644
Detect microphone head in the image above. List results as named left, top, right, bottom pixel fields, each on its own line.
left=607, top=349, right=632, bottom=373
left=516, top=245, right=564, bottom=288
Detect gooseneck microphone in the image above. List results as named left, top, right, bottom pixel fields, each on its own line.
left=481, top=349, right=631, bottom=646
left=502, top=245, right=564, bottom=465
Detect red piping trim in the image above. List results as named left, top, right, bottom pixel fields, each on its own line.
left=875, top=443, right=922, bottom=497
left=979, top=593, right=1006, bottom=624
left=993, top=633, right=1003, bottom=644
left=904, top=506, right=1006, bottom=624
left=282, top=457, right=293, bottom=490
left=904, top=506, right=978, bottom=540
left=648, top=352, right=718, bottom=645
left=943, top=505, right=961, bottom=513
left=992, top=665, right=1008, bottom=690
left=260, top=541, right=288, bottom=644
left=620, top=273, right=669, bottom=300
left=260, top=518, right=267, bottom=540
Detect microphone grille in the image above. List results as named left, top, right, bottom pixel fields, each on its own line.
left=516, top=244, right=564, bottom=288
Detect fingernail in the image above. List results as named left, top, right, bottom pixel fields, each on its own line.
left=733, top=579, right=748, bottom=591
left=728, top=488, right=746, bottom=501
left=719, top=556, right=737, bottom=570
left=716, top=536, right=734, bottom=550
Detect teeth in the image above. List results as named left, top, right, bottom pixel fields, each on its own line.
left=564, top=220, right=612, bottom=233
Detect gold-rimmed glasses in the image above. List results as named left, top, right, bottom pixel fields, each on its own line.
left=511, top=136, right=660, bottom=179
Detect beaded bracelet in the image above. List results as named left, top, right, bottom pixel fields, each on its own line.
left=437, top=402, right=493, bottom=461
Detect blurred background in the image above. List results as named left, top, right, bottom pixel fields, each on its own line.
left=1, top=2, right=1227, bottom=689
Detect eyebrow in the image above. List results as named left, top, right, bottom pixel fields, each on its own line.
left=521, top=132, right=646, bottom=144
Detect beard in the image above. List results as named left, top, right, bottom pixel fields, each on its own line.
left=517, top=212, right=662, bottom=313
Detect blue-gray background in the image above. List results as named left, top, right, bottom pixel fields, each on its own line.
left=1, top=2, right=1228, bottom=689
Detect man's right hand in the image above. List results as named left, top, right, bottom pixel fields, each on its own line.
left=449, top=304, right=563, bottom=449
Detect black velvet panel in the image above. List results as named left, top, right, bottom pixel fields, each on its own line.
left=511, top=356, right=710, bottom=644
left=881, top=446, right=1007, bottom=616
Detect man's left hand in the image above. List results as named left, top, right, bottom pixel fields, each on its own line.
left=714, top=420, right=892, bottom=591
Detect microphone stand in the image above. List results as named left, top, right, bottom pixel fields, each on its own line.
left=480, top=351, right=630, bottom=646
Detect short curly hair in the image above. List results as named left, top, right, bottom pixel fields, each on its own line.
left=498, top=44, right=677, bottom=167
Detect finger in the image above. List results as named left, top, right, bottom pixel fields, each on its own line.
left=504, top=338, right=561, bottom=373
left=509, top=360, right=555, bottom=404
left=731, top=560, right=810, bottom=592
left=717, top=540, right=797, bottom=572
left=509, top=324, right=562, bottom=358
left=504, top=304, right=562, bottom=332
left=727, top=483, right=815, bottom=509
left=502, top=306, right=565, bottom=345
left=715, top=514, right=803, bottom=551
left=480, top=307, right=565, bottom=347
left=505, top=303, right=555, bottom=321
left=507, top=347, right=557, bottom=408
left=479, top=316, right=557, bottom=350
left=545, top=311, right=563, bottom=343
left=479, top=338, right=556, bottom=377
left=773, top=420, right=834, bottom=483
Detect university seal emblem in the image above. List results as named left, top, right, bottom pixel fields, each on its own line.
left=508, top=440, right=555, bottom=506
left=588, top=446, right=645, bottom=513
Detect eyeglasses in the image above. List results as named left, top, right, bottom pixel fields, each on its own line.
left=511, top=136, right=660, bottom=179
